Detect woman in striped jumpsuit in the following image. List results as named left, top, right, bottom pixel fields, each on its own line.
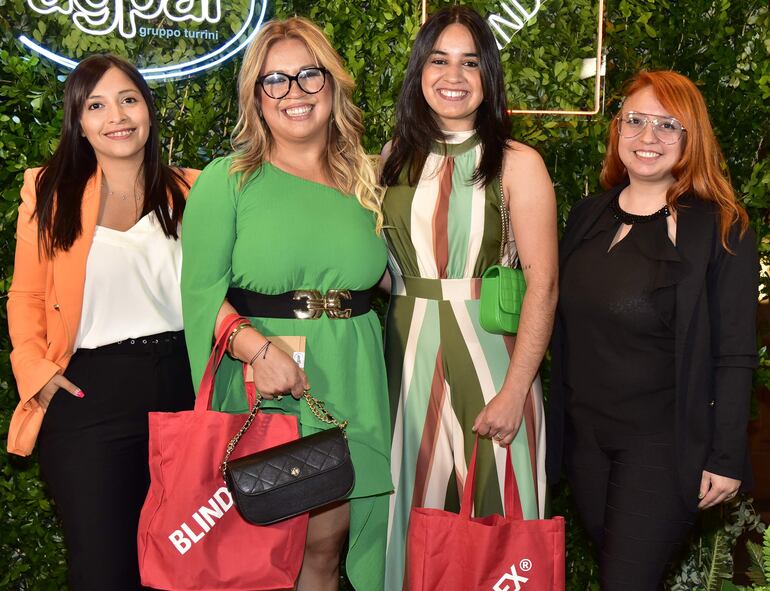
left=379, top=6, right=558, bottom=589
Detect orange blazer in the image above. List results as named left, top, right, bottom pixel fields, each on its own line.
left=7, top=166, right=200, bottom=456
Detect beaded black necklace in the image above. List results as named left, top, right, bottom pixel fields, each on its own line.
left=610, top=194, right=670, bottom=224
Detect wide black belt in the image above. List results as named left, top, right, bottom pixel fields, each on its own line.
left=227, top=287, right=373, bottom=319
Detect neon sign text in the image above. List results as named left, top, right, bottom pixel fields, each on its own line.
left=488, top=0, right=542, bottom=49
left=27, top=0, right=222, bottom=39
left=18, top=0, right=267, bottom=80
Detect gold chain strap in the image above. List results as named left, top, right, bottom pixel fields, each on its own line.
left=497, top=174, right=518, bottom=269
left=221, top=400, right=262, bottom=481
left=498, top=174, right=509, bottom=264
left=302, top=389, right=349, bottom=430
left=220, top=390, right=348, bottom=482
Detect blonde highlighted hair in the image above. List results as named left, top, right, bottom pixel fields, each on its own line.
left=230, top=17, right=383, bottom=232
left=601, top=70, right=748, bottom=249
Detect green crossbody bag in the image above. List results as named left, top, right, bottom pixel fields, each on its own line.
left=479, top=175, right=526, bottom=335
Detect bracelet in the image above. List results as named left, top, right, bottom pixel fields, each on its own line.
left=226, top=322, right=253, bottom=356
left=247, top=340, right=271, bottom=365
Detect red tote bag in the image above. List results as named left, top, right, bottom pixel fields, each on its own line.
left=138, top=315, right=308, bottom=591
left=406, top=437, right=565, bottom=591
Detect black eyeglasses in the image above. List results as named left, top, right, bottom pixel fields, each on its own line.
left=256, top=67, right=328, bottom=99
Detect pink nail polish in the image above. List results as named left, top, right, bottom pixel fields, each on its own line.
left=74, top=389, right=85, bottom=398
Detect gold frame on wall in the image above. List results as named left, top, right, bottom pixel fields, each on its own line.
left=421, top=0, right=606, bottom=116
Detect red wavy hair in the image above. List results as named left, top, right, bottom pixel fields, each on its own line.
left=600, top=70, right=748, bottom=249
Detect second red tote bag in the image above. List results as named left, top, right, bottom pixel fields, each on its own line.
left=406, top=437, right=565, bottom=591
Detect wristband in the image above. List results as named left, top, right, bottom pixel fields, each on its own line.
left=248, top=340, right=272, bottom=365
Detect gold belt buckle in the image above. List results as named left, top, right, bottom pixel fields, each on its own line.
left=293, top=289, right=352, bottom=319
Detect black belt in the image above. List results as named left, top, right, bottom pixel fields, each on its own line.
left=77, top=331, right=185, bottom=355
left=228, top=287, right=373, bottom=319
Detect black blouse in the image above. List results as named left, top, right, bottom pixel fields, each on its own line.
left=559, top=203, right=683, bottom=432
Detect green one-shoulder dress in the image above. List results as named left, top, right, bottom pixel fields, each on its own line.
left=181, top=156, right=392, bottom=591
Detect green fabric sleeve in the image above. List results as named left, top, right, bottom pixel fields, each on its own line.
left=181, top=156, right=238, bottom=389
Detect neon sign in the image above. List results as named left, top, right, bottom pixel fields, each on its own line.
left=487, top=0, right=541, bottom=50
left=17, top=0, right=268, bottom=80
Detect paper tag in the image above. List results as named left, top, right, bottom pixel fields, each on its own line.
left=245, top=335, right=306, bottom=382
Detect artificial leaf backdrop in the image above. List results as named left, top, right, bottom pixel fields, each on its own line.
left=1, top=1, right=768, bottom=588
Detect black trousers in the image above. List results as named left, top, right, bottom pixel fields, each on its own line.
left=564, top=412, right=698, bottom=591
left=38, top=333, right=195, bottom=591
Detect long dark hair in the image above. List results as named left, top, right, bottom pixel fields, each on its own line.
left=381, top=6, right=511, bottom=187
left=34, top=54, right=188, bottom=257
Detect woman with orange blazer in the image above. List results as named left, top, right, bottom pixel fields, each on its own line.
left=7, top=54, right=199, bottom=591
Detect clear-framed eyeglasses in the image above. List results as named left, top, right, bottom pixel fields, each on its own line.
left=616, top=111, right=687, bottom=144
left=256, top=67, right=328, bottom=99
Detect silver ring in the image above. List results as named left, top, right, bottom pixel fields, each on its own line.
left=494, top=433, right=504, bottom=441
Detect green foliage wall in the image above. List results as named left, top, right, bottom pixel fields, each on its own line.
left=1, top=1, right=768, bottom=589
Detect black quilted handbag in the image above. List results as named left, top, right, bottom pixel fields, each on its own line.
left=221, top=391, right=355, bottom=525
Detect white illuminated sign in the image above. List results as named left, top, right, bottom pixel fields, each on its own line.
left=487, top=0, right=542, bottom=49
left=17, top=0, right=268, bottom=80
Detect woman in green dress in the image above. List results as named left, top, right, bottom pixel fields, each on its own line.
left=181, top=17, right=391, bottom=591
left=379, top=7, right=558, bottom=588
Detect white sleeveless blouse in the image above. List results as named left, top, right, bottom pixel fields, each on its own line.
left=75, top=212, right=184, bottom=350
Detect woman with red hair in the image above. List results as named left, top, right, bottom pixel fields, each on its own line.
left=548, top=70, right=757, bottom=589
